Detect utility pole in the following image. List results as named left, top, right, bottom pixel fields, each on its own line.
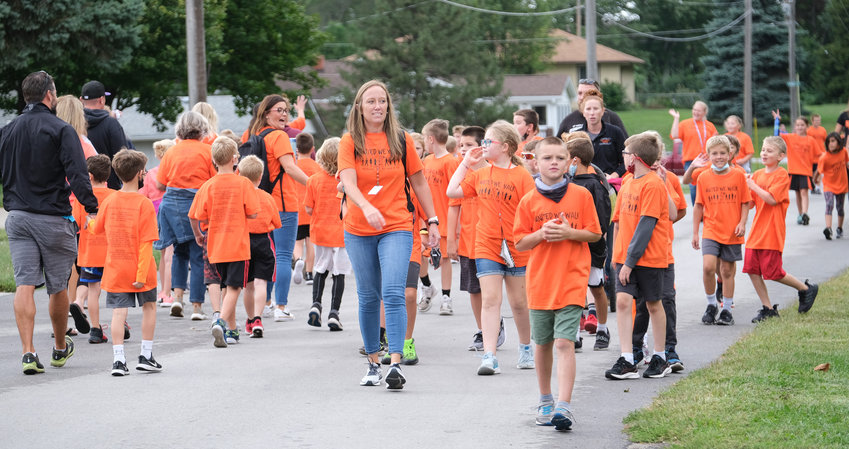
left=576, top=0, right=582, bottom=37
left=743, top=0, right=752, bottom=135
left=786, top=0, right=799, bottom=119
left=186, top=0, right=207, bottom=107
left=585, top=0, right=598, bottom=81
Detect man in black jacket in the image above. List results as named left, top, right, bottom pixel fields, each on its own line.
left=557, top=79, right=627, bottom=139
left=81, top=80, right=132, bottom=189
left=1, top=71, right=99, bottom=374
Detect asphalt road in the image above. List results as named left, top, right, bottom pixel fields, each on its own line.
left=0, top=190, right=845, bottom=448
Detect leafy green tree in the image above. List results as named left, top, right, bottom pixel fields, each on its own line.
left=700, top=0, right=797, bottom=123
left=806, top=0, right=849, bottom=103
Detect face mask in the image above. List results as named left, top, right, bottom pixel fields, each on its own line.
left=711, top=162, right=729, bottom=172
left=568, top=163, right=577, bottom=178
left=626, top=161, right=636, bottom=174
left=522, top=132, right=529, bottom=141
left=138, top=175, right=144, bottom=189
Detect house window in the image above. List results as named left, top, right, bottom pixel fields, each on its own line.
left=533, top=106, right=547, bottom=127
left=578, top=64, right=587, bottom=81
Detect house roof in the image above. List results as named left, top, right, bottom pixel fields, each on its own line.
left=501, top=73, right=570, bottom=97
left=548, top=29, right=644, bottom=64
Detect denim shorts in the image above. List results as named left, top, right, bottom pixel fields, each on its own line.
left=475, top=258, right=526, bottom=278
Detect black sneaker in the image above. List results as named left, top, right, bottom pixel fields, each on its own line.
left=111, top=360, right=129, bottom=376
left=50, top=336, right=75, bottom=367
left=752, top=305, right=780, bottom=323
left=385, top=363, right=406, bottom=390
left=666, top=349, right=684, bottom=373
left=837, top=227, right=844, bottom=239
left=136, top=355, right=163, bottom=372
left=593, top=329, right=610, bottom=351
left=307, top=304, right=322, bottom=327
left=716, top=309, right=734, bottom=325
left=632, top=348, right=645, bottom=367
left=716, top=280, right=723, bottom=304
left=605, top=357, right=638, bottom=380
left=643, top=354, right=672, bottom=378
left=123, top=321, right=131, bottom=340
left=798, top=280, right=818, bottom=313
left=802, top=213, right=810, bottom=225
left=327, top=312, right=343, bottom=332
left=574, top=336, right=583, bottom=353
left=824, top=227, right=833, bottom=240
left=89, top=326, right=108, bottom=344
left=468, top=330, right=483, bottom=351
left=22, top=352, right=45, bottom=375
left=702, top=304, right=718, bottom=325
left=69, top=303, right=91, bottom=334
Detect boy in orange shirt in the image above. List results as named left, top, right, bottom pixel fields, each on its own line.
left=606, top=132, right=672, bottom=380
left=72, top=154, right=115, bottom=343
left=239, top=155, right=282, bottom=338
left=189, top=137, right=261, bottom=347
left=818, top=132, right=849, bottom=239
left=745, top=137, right=818, bottom=322
left=293, top=132, right=321, bottom=285
left=515, top=137, right=602, bottom=430
left=304, top=138, right=353, bottom=331
left=88, top=149, right=161, bottom=376
left=420, top=119, right=461, bottom=315
left=692, top=135, right=751, bottom=326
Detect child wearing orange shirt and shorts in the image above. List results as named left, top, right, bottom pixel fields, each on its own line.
left=293, top=132, right=321, bottom=285
left=744, top=136, right=818, bottom=322
left=189, top=137, right=261, bottom=348
left=818, top=132, right=849, bottom=240
left=515, top=136, right=602, bottom=431
left=89, top=149, right=161, bottom=376
left=772, top=110, right=817, bottom=225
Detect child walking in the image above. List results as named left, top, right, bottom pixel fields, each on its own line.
left=89, top=149, right=161, bottom=375
left=818, top=132, right=849, bottom=239
left=515, top=136, right=602, bottom=431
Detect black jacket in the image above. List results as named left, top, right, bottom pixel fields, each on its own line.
left=566, top=121, right=627, bottom=177
left=557, top=109, right=627, bottom=140
left=85, top=108, right=131, bottom=189
left=571, top=171, right=611, bottom=267
left=0, top=103, right=97, bottom=215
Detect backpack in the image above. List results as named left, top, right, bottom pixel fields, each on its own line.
left=239, top=128, right=286, bottom=208
left=340, top=131, right=414, bottom=219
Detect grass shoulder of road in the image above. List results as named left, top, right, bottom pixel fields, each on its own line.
left=0, top=229, right=13, bottom=291
left=624, top=269, right=849, bottom=448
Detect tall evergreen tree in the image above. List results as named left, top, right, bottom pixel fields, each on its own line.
left=808, top=0, right=849, bottom=103
left=700, top=0, right=796, bottom=123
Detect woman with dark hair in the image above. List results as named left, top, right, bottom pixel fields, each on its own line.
left=250, top=94, right=309, bottom=322
left=339, top=80, right=439, bottom=390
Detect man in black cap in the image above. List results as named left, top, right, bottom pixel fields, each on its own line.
left=81, top=80, right=132, bottom=189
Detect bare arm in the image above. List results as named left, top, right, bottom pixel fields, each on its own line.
left=691, top=203, right=703, bottom=250
left=669, top=109, right=681, bottom=139
left=279, top=154, right=308, bottom=185
left=409, top=170, right=440, bottom=246
left=447, top=204, right=460, bottom=259
left=515, top=228, right=546, bottom=252
left=746, top=176, right=777, bottom=206
left=447, top=146, right=483, bottom=198
left=339, top=168, right=384, bottom=230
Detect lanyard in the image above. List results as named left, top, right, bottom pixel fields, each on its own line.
left=489, top=163, right=514, bottom=239
left=693, top=119, right=708, bottom=152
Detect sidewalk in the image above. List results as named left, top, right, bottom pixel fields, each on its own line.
left=0, top=190, right=845, bottom=448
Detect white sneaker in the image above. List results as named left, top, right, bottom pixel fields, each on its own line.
left=517, top=344, right=535, bottom=369
left=439, top=295, right=453, bottom=316
left=170, top=301, right=183, bottom=318
left=274, top=307, right=294, bottom=322
left=293, top=259, right=305, bottom=284
left=191, top=311, right=208, bottom=321
left=262, top=304, right=274, bottom=318
left=418, top=284, right=436, bottom=312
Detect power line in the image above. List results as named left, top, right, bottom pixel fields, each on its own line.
left=323, top=0, right=434, bottom=27
left=604, top=9, right=750, bottom=42
left=435, top=0, right=580, bottom=15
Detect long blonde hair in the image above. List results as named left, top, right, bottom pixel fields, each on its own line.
left=192, top=102, right=219, bottom=134
left=346, top=80, right=405, bottom=162
left=487, top=120, right=523, bottom=167
left=55, top=95, right=87, bottom=136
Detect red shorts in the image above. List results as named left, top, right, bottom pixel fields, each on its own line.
left=742, top=248, right=786, bottom=281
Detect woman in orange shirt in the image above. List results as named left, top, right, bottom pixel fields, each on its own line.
left=155, top=111, right=217, bottom=318
left=246, top=94, right=310, bottom=322
left=339, top=80, right=439, bottom=390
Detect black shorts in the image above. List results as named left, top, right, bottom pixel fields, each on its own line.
left=614, top=264, right=664, bottom=302
left=789, top=174, right=810, bottom=191
left=296, top=224, right=310, bottom=240
left=406, top=262, right=420, bottom=289
left=215, top=261, right=248, bottom=289
left=248, top=233, right=275, bottom=282
left=459, top=256, right=481, bottom=294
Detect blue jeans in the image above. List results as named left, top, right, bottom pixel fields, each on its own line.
left=344, top=230, right=413, bottom=355
left=172, top=240, right=204, bottom=303
left=272, top=212, right=298, bottom=306
left=684, top=160, right=696, bottom=205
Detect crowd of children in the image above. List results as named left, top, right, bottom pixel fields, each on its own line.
left=23, top=93, right=845, bottom=435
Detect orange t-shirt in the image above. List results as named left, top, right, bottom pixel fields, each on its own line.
left=674, top=118, right=718, bottom=162
left=295, top=157, right=322, bottom=226
left=695, top=168, right=751, bottom=245
left=514, top=186, right=601, bottom=309
left=460, top=165, right=534, bottom=267
left=518, top=135, right=544, bottom=153
left=260, top=127, right=300, bottom=213
left=747, top=167, right=790, bottom=251
left=807, top=126, right=827, bottom=160
left=338, top=131, right=424, bottom=237
left=780, top=133, right=816, bottom=176
left=818, top=150, right=849, bottom=194
left=201, top=132, right=219, bottom=146
left=188, top=173, right=261, bottom=263
left=73, top=187, right=116, bottom=267
left=247, top=188, right=281, bottom=234
left=612, top=172, right=669, bottom=268
left=409, top=190, right=429, bottom=263
left=156, top=139, right=217, bottom=189
left=665, top=174, right=687, bottom=264
left=304, top=171, right=345, bottom=248
left=726, top=131, right=754, bottom=165
left=691, top=164, right=746, bottom=184
left=423, top=152, right=461, bottom=235
left=458, top=196, right=478, bottom=259
left=91, top=192, right=159, bottom=292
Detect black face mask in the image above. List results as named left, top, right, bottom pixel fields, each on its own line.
left=138, top=175, right=144, bottom=190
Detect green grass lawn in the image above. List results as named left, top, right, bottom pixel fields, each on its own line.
left=624, top=269, right=849, bottom=448
left=0, top=229, right=14, bottom=292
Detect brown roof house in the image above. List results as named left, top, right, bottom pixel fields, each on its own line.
left=500, top=73, right=575, bottom=137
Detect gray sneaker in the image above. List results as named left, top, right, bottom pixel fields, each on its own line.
left=593, top=329, right=610, bottom=351
left=496, top=318, right=506, bottom=348
left=551, top=407, right=575, bottom=431
left=517, top=344, right=535, bottom=369
left=360, top=362, right=382, bottom=386
left=468, top=330, right=483, bottom=351
left=536, top=401, right=554, bottom=426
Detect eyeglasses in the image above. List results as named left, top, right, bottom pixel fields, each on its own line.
left=578, top=78, right=597, bottom=85
left=622, top=151, right=633, bottom=155
left=273, top=107, right=290, bottom=114
left=520, top=152, right=535, bottom=160
left=481, top=139, right=502, bottom=147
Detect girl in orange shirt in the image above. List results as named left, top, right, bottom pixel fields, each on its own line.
left=772, top=110, right=816, bottom=225
left=819, top=133, right=849, bottom=239
left=724, top=115, right=754, bottom=172
left=447, top=120, right=535, bottom=375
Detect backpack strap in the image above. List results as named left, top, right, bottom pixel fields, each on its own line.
left=398, top=131, right=415, bottom=213
left=259, top=128, right=287, bottom=211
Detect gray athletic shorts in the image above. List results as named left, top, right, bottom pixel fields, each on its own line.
left=106, top=288, right=157, bottom=308
left=6, top=210, right=78, bottom=294
left=406, top=261, right=420, bottom=289
left=701, top=238, right=742, bottom=262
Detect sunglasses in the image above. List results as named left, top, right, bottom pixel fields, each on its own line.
left=578, top=78, right=597, bottom=85
left=481, top=139, right=502, bottom=147
left=520, top=152, right=535, bottom=160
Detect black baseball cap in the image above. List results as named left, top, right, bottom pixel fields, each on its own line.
left=81, top=81, right=110, bottom=100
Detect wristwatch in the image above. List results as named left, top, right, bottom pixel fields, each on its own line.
left=427, top=217, right=439, bottom=226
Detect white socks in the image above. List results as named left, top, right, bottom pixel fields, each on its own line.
left=113, top=345, right=125, bottom=364
left=141, top=340, right=153, bottom=359
left=706, top=293, right=717, bottom=306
